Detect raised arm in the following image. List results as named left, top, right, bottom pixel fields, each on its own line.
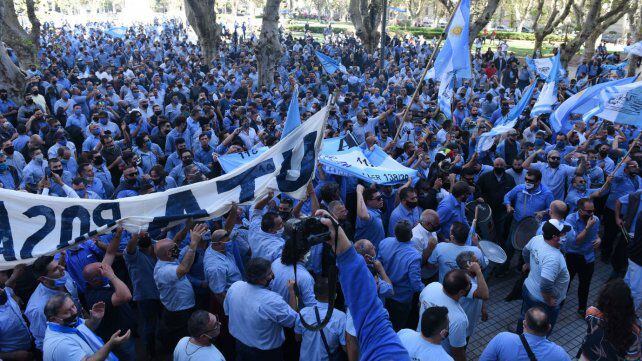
left=176, top=223, right=207, bottom=278
left=356, top=184, right=370, bottom=221
left=102, top=227, right=122, bottom=266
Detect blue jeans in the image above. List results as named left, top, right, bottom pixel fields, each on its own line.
left=516, top=286, right=561, bottom=335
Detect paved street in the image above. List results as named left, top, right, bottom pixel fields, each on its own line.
left=467, top=258, right=614, bottom=359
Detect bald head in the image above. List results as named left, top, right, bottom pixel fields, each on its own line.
left=354, top=239, right=375, bottom=258
left=493, top=158, right=506, bottom=168
left=154, top=239, right=177, bottom=261
left=524, top=307, right=551, bottom=336
left=549, top=200, right=568, bottom=220
left=82, top=262, right=103, bottom=287
left=420, top=209, right=439, bottom=224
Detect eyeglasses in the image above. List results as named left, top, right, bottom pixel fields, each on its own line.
left=548, top=157, right=561, bottom=160
left=371, top=195, right=383, bottom=201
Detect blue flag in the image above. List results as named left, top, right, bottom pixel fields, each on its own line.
left=531, top=53, right=561, bottom=116
left=551, top=76, right=636, bottom=133
left=281, top=86, right=300, bottom=139
left=315, top=51, right=347, bottom=75
left=591, top=81, right=642, bottom=126
left=106, top=26, right=127, bottom=39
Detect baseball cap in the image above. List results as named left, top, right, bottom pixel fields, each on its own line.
left=542, top=219, right=571, bottom=239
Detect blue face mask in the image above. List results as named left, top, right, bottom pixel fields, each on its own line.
left=74, top=109, right=82, bottom=115
left=57, top=139, right=67, bottom=146
left=46, top=273, right=68, bottom=288
left=0, top=163, right=7, bottom=172
left=146, top=140, right=152, bottom=149
left=576, top=183, right=587, bottom=192
left=589, top=160, right=597, bottom=168
left=99, top=118, right=108, bottom=125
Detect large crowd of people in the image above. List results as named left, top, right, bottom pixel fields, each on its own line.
left=0, top=18, right=641, bottom=361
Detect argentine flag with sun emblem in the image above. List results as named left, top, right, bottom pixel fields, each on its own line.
left=430, top=0, right=471, bottom=119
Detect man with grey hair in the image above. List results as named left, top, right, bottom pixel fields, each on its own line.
left=43, top=293, right=130, bottom=361
left=411, top=209, right=441, bottom=282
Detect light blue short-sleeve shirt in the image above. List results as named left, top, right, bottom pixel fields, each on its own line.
left=294, top=302, right=346, bottom=361
left=153, top=260, right=195, bottom=311
left=203, top=246, right=242, bottom=294
left=271, top=259, right=316, bottom=308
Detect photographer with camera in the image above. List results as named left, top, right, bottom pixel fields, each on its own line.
left=313, top=209, right=411, bottom=361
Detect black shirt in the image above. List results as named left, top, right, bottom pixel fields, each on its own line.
left=84, top=285, right=137, bottom=341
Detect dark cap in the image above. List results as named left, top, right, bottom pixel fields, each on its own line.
left=542, top=219, right=571, bottom=239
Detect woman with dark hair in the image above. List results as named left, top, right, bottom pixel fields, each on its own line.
left=579, top=279, right=641, bottom=360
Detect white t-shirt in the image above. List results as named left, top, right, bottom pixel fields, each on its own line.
left=523, top=235, right=570, bottom=305
left=397, top=329, right=454, bottom=361
left=172, top=337, right=225, bottom=361
left=418, top=283, right=468, bottom=352
left=411, top=224, right=438, bottom=279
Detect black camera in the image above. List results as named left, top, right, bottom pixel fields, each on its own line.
left=283, top=216, right=331, bottom=253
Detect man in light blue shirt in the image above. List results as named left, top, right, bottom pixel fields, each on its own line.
left=26, top=255, right=80, bottom=351
left=378, top=221, right=424, bottom=331
left=153, top=223, right=208, bottom=357
left=0, top=270, right=33, bottom=360
left=204, top=229, right=243, bottom=304
left=398, top=306, right=453, bottom=361
left=565, top=199, right=600, bottom=314
left=248, top=193, right=285, bottom=262
left=224, top=258, right=298, bottom=358
left=388, top=187, right=422, bottom=236
left=523, top=149, right=584, bottom=200
left=480, top=307, right=569, bottom=361
left=294, top=278, right=347, bottom=361
left=436, top=181, right=470, bottom=240
left=169, top=149, right=210, bottom=186
left=355, top=184, right=386, bottom=247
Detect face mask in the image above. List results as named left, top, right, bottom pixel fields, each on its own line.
left=599, top=150, right=608, bottom=157
left=407, top=200, right=418, bottom=209
left=61, top=311, right=79, bottom=328
left=46, top=272, right=68, bottom=288
left=494, top=167, right=505, bottom=175
left=0, top=163, right=7, bottom=172
left=556, top=141, right=565, bottom=149
left=57, top=139, right=67, bottom=146
left=576, top=183, right=587, bottom=192
left=76, top=189, right=86, bottom=198
left=93, top=157, right=104, bottom=166
left=525, top=182, right=535, bottom=190
left=4, top=146, right=14, bottom=155
left=182, top=158, right=193, bottom=166
left=74, top=109, right=82, bottom=115
left=53, top=168, right=64, bottom=176
left=279, top=211, right=290, bottom=221
left=589, top=160, right=597, bottom=168
left=154, top=110, right=162, bottom=115
left=99, top=118, right=108, bottom=125
left=548, top=160, right=560, bottom=168
left=26, top=99, right=34, bottom=105
left=34, top=154, right=44, bottom=163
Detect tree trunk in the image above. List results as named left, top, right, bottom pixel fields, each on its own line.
left=25, top=0, right=40, bottom=44
left=0, top=0, right=25, bottom=100
left=559, top=0, right=632, bottom=67
left=348, top=0, right=382, bottom=53
left=257, top=0, right=283, bottom=87
left=533, top=34, right=544, bottom=55
left=185, top=0, right=221, bottom=64
left=468, top=0, right=501, bottom=44
left=582, top=31, right=600, bottom=59
left=628, top=2, right=641, bottom=76
left=1, top=0, right=38, bottom=68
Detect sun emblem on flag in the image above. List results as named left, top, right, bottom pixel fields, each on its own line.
left=451, top=26, right=463, bottom=36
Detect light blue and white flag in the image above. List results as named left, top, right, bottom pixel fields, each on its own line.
left=624, top=41, right=642, bottom=57
left=591, top=81, right=642, bottom=126
left=476, top=83, right=536, bottom=152
left=551, top=76, right=637, bottom=133
left=106, top=26, right=127, bottom=39
left=525, top=55, right=566, bottom=79
left=427, top=0, right=471, bottom=119
left=602, top=60, right=629, bottom=72
left=531, top=53, right=561, bottom=116
left=319, top=136, right=417, bottom=185
left=281, top=86, right=300, bottom=139
left=315, top=51, right=347, bottom=75
left=494, top=82, right=537, bottom=127
left=389, top=6, right=407, bottom=12
left=218, top=147, right=269, bottom=173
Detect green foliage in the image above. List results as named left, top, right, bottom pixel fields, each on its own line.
left=287, top=25, right=345, bottom=34
left=387, top=26, right=572, bottom=42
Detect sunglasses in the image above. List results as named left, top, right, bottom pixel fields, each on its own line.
left=371, top=195, right=384, bottom=201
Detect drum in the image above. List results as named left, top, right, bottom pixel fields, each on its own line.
left=511, top=216, right=540, bottom=251
left=466, top=201, right=492, bottom=224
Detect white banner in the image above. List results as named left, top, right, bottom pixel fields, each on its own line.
left=0, top=107, right=328, bottom=270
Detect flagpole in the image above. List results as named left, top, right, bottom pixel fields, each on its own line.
left=599, top=132, right=642, bottom=193
left=393, top=0, right=464, bottom=143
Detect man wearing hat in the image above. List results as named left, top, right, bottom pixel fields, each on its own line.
left=516, top=219, right=571, bottom=334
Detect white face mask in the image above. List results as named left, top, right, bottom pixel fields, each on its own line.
left=525, top=182, right=534, bottom=190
